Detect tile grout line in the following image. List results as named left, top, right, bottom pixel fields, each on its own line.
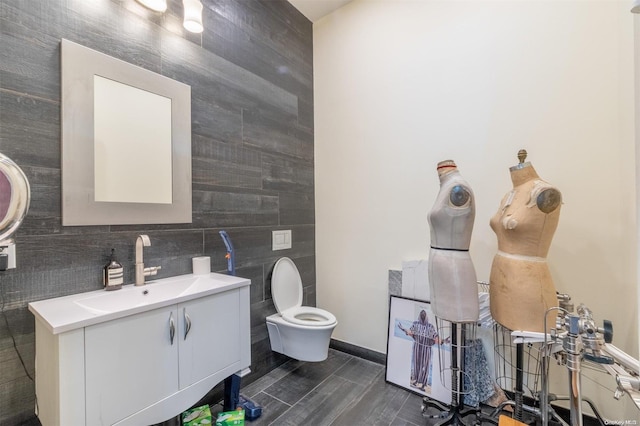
left=326, top=370, right=389, bottom=426
left=263, top=366, right=350, bottom=425
left=260, top=391, right=293, bottom=408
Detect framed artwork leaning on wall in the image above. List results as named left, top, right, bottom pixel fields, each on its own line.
left=385, top=295, right=451, bottom=404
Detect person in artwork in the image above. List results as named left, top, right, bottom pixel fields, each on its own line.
left=399, top=309, right=440, bottom=392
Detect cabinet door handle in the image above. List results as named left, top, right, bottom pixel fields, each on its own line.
left=169, top=312, right=175, bottom=345
left=184, top=308, right=192, bottom=340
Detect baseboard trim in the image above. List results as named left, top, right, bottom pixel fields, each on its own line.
left=330, top=339, right=386, bottom=365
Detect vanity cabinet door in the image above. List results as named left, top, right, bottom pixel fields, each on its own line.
left=85, top=305, right=179, bottom=426
left=178, top=290, right=241, bottom=389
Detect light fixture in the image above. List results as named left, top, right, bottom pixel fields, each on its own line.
left=183, top=0, right=204, bottom=33
left=135, top=0, right=167, bottom=13
left=632, top=0, right=640, bottom=13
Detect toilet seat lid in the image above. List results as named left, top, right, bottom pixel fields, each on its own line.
left=272, top=257, right=303, bottom=313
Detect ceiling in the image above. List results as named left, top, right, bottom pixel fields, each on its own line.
left=287, top=0, right=353, bottom=22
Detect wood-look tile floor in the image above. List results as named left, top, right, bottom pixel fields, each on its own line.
left=208, top=349, right=506, bottom=426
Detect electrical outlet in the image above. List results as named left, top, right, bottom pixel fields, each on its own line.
left=0, top=244, right=15, bottom=270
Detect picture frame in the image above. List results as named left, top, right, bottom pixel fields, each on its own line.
left=385, top=295, right=451, bottom=404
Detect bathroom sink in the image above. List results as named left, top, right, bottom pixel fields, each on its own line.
left=75, top=276, right=199, bottom=314
left=28, top=272, right=251, bottom=334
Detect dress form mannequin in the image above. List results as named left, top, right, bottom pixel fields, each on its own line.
left=489, top=150, right=562, bottom=332
left=424, top=161, right=492, bottom=425
left=428, top=160, right=479, bottom=323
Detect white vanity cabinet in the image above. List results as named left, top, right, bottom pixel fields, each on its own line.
left=177, top=291, right=241, bottom=388
left=84, top=304, right=180, bottom=426
left=29, top=273, right=250, bottom=426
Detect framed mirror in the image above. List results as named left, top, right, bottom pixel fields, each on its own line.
left=61, top=39, right=192, bottom=226
left=0, top=152, right=30, bottom=243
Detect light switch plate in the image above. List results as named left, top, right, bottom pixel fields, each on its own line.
left=272, top=230, right=292, bottom=250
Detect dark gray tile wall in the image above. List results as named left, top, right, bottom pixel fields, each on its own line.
left=0, top=0, right=313, bottom=424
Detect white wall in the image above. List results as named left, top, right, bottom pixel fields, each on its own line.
left=636, top=7, right=640, bottom=381
left=314, top=0, right=637, bottom=420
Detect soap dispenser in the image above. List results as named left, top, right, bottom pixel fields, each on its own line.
left=103, top=248, right=123, bottom=291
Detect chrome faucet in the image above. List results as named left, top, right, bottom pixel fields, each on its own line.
left=135, top=235, right=161, bottom=286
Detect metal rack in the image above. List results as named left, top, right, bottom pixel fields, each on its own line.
left=419, top=284, right=639, bottom=425
left=422, top=320, right=486, bottom=425
left=420, top=281, right=499, bottom=425
left=491, top=323, right=569, bottom=425
left=540, top=303, right=618, bottom=426
left=492, top=296, right=632, bottom=426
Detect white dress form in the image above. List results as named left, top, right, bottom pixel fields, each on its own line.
left=428, top=160, right=479, bottom=323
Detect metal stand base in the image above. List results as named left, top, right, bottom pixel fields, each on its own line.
left=422, top=321, right=499, bottom=426
left=422, top=397, right=484, bottom=425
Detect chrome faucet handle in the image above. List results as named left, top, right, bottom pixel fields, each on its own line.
left=144, top=265, right=162, bottom=277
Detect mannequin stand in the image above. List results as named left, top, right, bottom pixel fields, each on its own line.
left=512, top=342, right=525, bottom=420
left=491, top=325, right=569, bottom=425
left=422, top=322, right=498, bottom=426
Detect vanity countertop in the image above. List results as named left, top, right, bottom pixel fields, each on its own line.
left=28, top=272, right=250, bottom=335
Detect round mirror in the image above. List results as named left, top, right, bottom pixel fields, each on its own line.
left=0, top=153, right=30, bottom=243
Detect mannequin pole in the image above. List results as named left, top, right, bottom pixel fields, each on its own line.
left=514, top=343, right=524, bottom=420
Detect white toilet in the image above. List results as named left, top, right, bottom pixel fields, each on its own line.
left=266, top=257, right=337, bottom=362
